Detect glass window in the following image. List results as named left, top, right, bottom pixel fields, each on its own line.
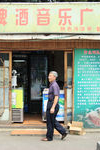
left=0, top=53, right=9, bottom=121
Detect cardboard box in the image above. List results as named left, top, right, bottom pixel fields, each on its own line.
left=67, top=121, right=86, bottom=135
left=71, top=121, right=83, bottom=128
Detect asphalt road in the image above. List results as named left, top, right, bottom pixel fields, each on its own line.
left=0, top=131, right=99, bottom=150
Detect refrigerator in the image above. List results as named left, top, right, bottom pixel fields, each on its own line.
left=12, top=88, right=24, bottom=122
left=42, top=89, right=65, bottom=121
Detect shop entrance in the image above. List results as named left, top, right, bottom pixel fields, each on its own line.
left=11, top=50, right=73, bottom=125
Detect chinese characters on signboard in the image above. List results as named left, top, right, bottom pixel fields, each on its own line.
left=74, top=49, right=100, bottom=128
left=0, top=3, right=100, bottom=33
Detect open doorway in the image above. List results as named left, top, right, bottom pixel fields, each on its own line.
left=11, top=50, right=73, bottom=125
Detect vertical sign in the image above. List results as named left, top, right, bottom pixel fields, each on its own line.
left=74, top=49, right=100, bottom=128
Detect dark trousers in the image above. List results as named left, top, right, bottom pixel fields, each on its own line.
left=46, top=103, right=66, bottom=141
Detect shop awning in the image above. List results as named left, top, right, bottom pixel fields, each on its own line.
left=0, top=34, right=100, bottom=41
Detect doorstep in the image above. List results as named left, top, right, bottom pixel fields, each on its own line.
left=0, top=122, right=47, bottom=129
left=0, top=124, right=100, bottom=133
left=11, top=129, right=60, bottom=136
left=0, top=122, right=65, bottom=129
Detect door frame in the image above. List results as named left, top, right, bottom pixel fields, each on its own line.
left=64, top=50, right=74, bottom=125
left=0, top=51, right=12, bottom=124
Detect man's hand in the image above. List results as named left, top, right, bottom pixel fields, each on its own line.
left=50, top=96, right=58, bottom=114
left=50, top=107, right=55, bottom=114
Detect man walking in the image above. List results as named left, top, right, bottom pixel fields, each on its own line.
left=42, top=71, right=68, bottom=141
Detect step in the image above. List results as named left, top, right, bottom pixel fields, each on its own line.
left=11, top=129, right=60, bottom=136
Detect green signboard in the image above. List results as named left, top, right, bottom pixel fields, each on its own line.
left=74, top=49, right=100, bottom=128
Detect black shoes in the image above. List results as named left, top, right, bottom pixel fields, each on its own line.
left=61, top=132, right=68, bottom=140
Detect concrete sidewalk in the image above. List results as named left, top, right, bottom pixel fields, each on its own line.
left=0, top=131, right=99, bottom=150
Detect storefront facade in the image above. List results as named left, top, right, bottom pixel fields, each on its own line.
left=0, top=2, right=100, bottom=128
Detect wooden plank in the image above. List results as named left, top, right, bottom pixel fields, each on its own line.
left=0, top=40, right=100, bottom=51
left=11, top=129, right=59, bottom=136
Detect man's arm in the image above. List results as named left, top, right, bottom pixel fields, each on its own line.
left=50, top=96, right=58, bottom=114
